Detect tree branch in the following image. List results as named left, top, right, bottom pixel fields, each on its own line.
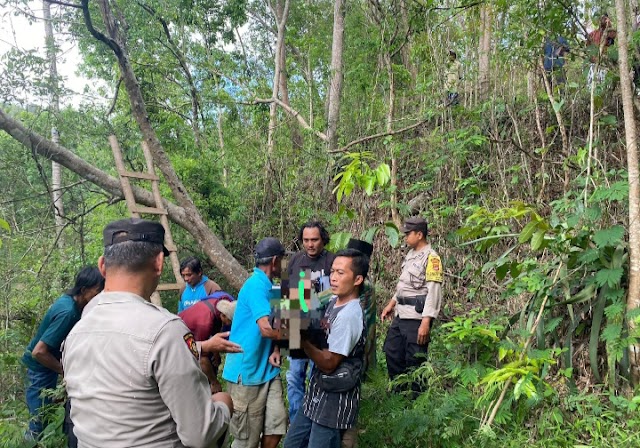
left=45, top=0, right=82, bottom=9
left=106, top=76, right=122, bottom=117
left=80, top=0, right=122, bottom=57
left=253, top=97, right=328, bottom=142
left=329, top=118, right=430, bottom=154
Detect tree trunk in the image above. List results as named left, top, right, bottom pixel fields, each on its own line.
left=385, top=53, right=400, bottom=228
left=615, top=0, right=640, bottom=384
left=478, top=4, right=491, bottom=101
left=43, top=0, right=65, bottom=247
left=267, top=0, right=290, bottom=162
left=0, top=108, right=249, bottom=290
left=217, top=106, right=227, bottom=188
left=78, top=0, right=249, bottom=289
left=326, top=0, right=346, bottom=151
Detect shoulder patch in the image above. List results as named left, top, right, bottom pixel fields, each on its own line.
left=426, top=254, right=443, bottom=283
left=183, top=332, right=199, bottom=360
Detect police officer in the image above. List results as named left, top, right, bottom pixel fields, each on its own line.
left=63, top=218, right=241, bottom=447
left=381, top=216, right=443, bottom=392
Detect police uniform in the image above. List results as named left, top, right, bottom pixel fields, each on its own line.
left=63, top=291, right=230, bottom=448
left=383, top=243, right=443, bottom=381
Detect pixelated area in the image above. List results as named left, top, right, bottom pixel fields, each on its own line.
left=270, top=268, right=333, bottom=354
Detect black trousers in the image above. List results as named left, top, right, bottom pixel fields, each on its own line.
left=383, top=317, right=428, bottom=380
left=64, top=400, right=77, bottom=448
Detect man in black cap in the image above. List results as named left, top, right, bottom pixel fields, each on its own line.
left=222, top=237, right=288, bottom=448
left=346, top=239, right=376, bottom=375
left=381, top=216, right=443, bottom=394
left=63, top=218, right=240, bottom=448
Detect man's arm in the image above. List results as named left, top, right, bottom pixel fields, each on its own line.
left=151, top=320, right=231, bottom=448
left=32, top=341, right=63, bottom=374
left=302, top=339, right=344, bottom=374
left=257, top=316, right=280, bottom=339
left=200, top=356, right=222, bottom=393
left=381, top=295, right=397, bottom=321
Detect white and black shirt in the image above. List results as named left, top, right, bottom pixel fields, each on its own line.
left=302, top=297, right=365, bottom=430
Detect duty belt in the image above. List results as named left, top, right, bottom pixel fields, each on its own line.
left=396, top=295, right=426, bottom=306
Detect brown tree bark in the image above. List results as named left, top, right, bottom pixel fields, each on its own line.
left=0, top=108, right=249, bottom=290
left=615, top=0, right=640, bottom=384
left=478, top=3, right=491, bottom=101
left=326, top=0, right=346, bottom=151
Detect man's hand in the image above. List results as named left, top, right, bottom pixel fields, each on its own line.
left=210, top=380, right=222, bottom=394
left=381, top=300, right=396, bottom=321
left=417, top=318, right=431, bottom=346
left=201, top=332, right=242, bottom=354
left=212, top=392, right=234, bottom=415
left=268, top=347, right=281, bottom=367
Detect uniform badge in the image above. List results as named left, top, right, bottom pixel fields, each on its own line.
left=426, top=254, right=443, bottom=283
left=183, top=332, right=199, bottom=360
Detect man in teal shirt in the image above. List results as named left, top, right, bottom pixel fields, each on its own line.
left=22, top=266, right=104, bottom=439
left=222, top=237, right=287, bottom=448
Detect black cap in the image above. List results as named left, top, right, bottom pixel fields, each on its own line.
left=400, top=216, right=428, bottom=235
left=346, top=239, right=373, bottom=258
left=254, top=237, right=286, bottom=259
left=103, top=218, right=170, bottom=256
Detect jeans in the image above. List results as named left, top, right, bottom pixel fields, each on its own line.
left=25, top=368, right=58, bottom=438
left=283, top=411, right=341, bottom=448
left=286, top=358, right=313, bottom=421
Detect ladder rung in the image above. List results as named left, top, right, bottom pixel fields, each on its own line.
left=133, top=206, right=168, bottom=215
left=118, top=171, right=159, bottom=181
left=156, top=283, right=182, bottom=291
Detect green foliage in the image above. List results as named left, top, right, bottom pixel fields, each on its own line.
left=332, top=152, right=390, bottom=202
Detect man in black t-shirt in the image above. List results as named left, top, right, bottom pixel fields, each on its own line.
left=286, top=221, right=335, bottom=422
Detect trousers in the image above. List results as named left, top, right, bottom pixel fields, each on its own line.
left=383, top=317, right=428, bottom=393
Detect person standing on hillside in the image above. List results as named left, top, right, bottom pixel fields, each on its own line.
left=444, top=50, right=462, bottom=106
left=381, top=216, right=443, bottom=395
left=22, top=267, right=104, bottom=440
left=178, top=256, right=222, bottom=312
left=286, top=221, right=335, bottom=423
left=586, top=13, right=617, bottom=84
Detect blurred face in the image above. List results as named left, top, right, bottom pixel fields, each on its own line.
left=302, top=227, right=325, bottom=258
left=330, top=256, right=363, bottom=299
left=181, top=267, right=203, bottom=287
left=221, top=314, right=232, bottom=326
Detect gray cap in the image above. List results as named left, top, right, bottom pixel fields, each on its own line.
left=254, top=237, right=286, bottom=259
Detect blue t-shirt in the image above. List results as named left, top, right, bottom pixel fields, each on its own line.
left=22, top=294, right=81, bottom=372
left=222, top=268, right=280, bottom=386
left=178, top=275, right=212, bottom=312
left=543, top=37, right=569, bottom=71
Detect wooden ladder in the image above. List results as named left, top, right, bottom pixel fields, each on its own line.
left=108, top=135, right=184, bottom=306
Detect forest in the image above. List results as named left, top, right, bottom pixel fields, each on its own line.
left=2, top=0, right=640, bottom=446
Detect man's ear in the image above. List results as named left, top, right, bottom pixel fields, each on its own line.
left=98, top=256, right=107, bottom=277
left=153, top=251, right=164, bottom=276
left=354, top=274, right=364, bottom=287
